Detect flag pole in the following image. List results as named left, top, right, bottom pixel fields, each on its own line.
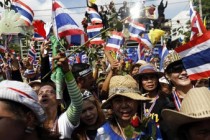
left=42, top=15, right=131, bottom=80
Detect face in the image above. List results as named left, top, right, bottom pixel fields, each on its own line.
left=141, top=74, right=158, bottom=92
left=38, top=85, right=58, bottom=109
left=160, top=83, right=171, bottom=94
left=111, top=96, right=138, bottom=122
left=80, top=99, right=98, bottom=126
left=0, top=101, right=26, bottom=140
left=167, top=63, right=191, bottom=88
left=187, top=119, right=210, bottom=140
left=131, top=67, right=139, bottom=76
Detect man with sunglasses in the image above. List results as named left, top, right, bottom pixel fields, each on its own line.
left=164, top=51, right=193, bottom=111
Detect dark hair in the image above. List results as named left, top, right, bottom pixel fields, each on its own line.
left=72, top=63, right=91, bottom=80
left=0, top=99, right=31, bottom=120
left=0, top=99, right=60, bottom=140
left=71, top=93, right=105, bottom=140
left=138, top=74, right=161, bottom=94
left=38, top=82, right=64, bottom=116
left=130, top=64, right=140, bottom=75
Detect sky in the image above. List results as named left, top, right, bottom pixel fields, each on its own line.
left=0, top=0, right=190, bottom=28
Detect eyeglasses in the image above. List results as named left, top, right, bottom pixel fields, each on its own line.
left=167, top=63, right=185, bottom=73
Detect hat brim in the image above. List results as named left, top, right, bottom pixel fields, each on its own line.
left=133, top=71, right=164, bottom=81
left=101, top=92, right=151, bottom=109
left=0, top=90, right=46, bottom=123
left=165, top=59, right=182, bottom=73
left=162, top=109, right=210, bottom=134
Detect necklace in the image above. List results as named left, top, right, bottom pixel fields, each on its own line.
left=115, top=117, right=127, bottom=140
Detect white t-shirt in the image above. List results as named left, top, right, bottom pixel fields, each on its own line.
left=58, top=112, right=79, bottom=139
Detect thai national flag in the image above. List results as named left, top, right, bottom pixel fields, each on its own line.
left=52, top=0, right=84, bottom=39
left=140, top=33, right=153, bottom=50
left=33, top=33, right=45, bottom=41
left=175, top=31, right=210, bottom=80
left=159, top=43, right=169, bottom=72
left=28, top=45, right=36, bottom=63
left=190, top=1, right=207, bottom=40
left=87, top=8, right=102, bottom=24
left=129, top=21, right=145, bottom=43
left=87, top=24, right=105, bottom=44
left=105, top=31, right=124, bottom=52
left=0, top=45, right=6, bottom=53
left=65, top=34, right=88, bottom=46
left=11, top=0, right=34, bottom=26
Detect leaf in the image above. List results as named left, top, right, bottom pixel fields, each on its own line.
left=114, top=21, right=123, bottom=32
left=124, top=125, right=135, bottom=139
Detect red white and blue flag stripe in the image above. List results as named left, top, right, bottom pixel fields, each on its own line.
left=87, top=8, right=102, bottom=24
left=11, top=0, right=34, bottom=26
left=52, top=0, right=84, bottom=39
left=66, top=34, right=88, bottom=46
left=159, top=43, right=169, bottom=72
left=175, top=31, right=210, bottom=80
left=140, top=33, right=153, bottom=49
left=0, top=45, right=6, bottom=53
left=105, top=31, right=124, bottom=52
left=129, top=21, right=145, bottom=43
left=28, top=45, right=36, bottom=63
left=87, top=24, right=104, bottom=44
left=189, top=1, right=207, bottom=40
left=172, top=91, right=182, bottom=111
left=33, top=33, right=45, bottom=41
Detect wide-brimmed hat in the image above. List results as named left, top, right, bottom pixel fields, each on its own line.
left=164, top=50, right=182, bottom=72
left=136, top=60, right=147, bottom=65
left=0, top=80, right=46, bottom=123
left=101, top=75, right=151, bottom=109
left=133, top=63, right=164, bottom=81
left=162, top=87, right=210, bottom=134
left=28, top=80, right=41, bottom=87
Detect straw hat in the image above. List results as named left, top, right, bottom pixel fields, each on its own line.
left=101, top=75, right=151, bottom=109
left=162, top=87, right=210, bottom=133
left=136, top=60, right=147, bottom=65
left=0, top=80, right=46, bottom=122
left=163, top=50, right=182, bottom=72
left=133, top=63, right=164, bottom=81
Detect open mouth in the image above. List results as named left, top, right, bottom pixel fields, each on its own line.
left=41, top=98, right=49, bottom=104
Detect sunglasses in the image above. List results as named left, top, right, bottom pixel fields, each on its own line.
left=167, top=63, right=185, bottom=73
left=141, top=74, right=157, bottom=81
left=82, top=90, right=93, bottom=100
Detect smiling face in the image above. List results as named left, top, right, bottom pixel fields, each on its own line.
left=38, top=85, right=58, bottom=109
left=111, top=96, right=138, bottom=123
left=141, top=74, right=158, bottom=92
left=80, top=99, right=98, bottom=126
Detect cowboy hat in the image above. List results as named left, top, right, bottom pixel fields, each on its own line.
left=133, top=63, right=164, bottom=81
left=162, top=87, right=210, bottom=134
left=101, top=75, right=151, bottom=109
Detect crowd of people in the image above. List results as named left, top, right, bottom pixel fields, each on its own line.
left=0, top=38, right=209, bottom=140
left=0, top=1, right=210, bottom=140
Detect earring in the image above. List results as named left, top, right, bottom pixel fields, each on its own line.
left=25, top=126, right=34, bottom=134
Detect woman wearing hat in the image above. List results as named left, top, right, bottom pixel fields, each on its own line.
left=72, top=89, right=106, bottom=140
left=134, top=63, right=173, bottom=139
left=98, top=75, right=162, bottom=139
left=162, top=87, right=210, bottom=140
left=164, top=51, right=193, bottom=111
left=0, top=80, right=59, bottom=140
